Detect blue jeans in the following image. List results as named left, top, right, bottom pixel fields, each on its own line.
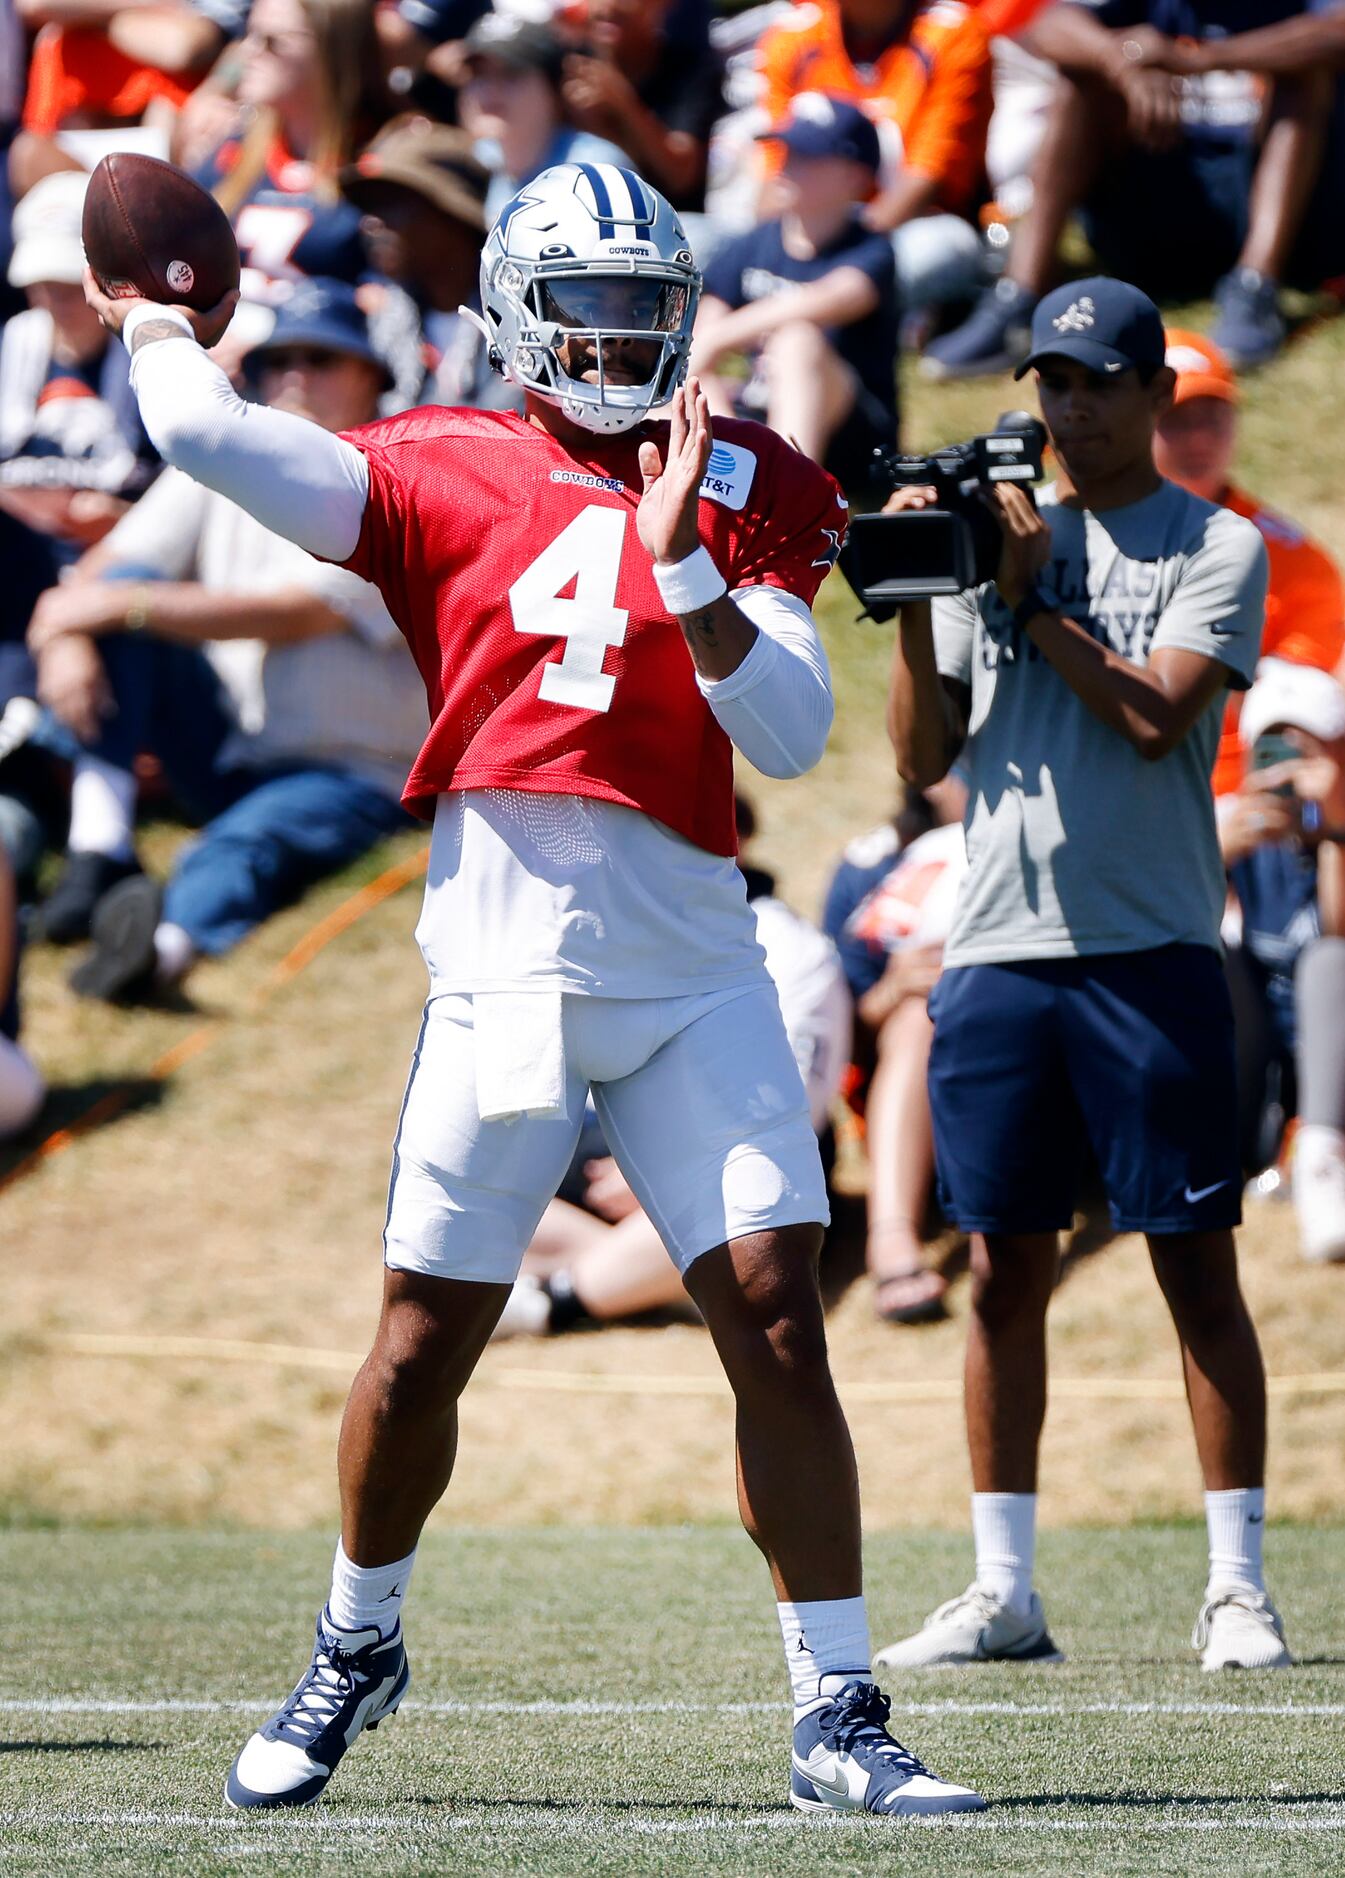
left=93, top=634, right=410, bottom=955
left=162, top=766, right=410, bottom=955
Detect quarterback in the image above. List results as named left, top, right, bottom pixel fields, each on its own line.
left=88, top=163, right=984, bottom=1819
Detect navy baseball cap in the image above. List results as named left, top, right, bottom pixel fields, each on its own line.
left=1014, top=276, right=1167, bottom=381
left=243, top=277, right=393, bottom=389
left=756, top=94, right=882, bottom=174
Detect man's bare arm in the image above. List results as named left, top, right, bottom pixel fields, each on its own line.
left=887, top=600, right=968, bottom=787
left=29, top=580, right=346, bottom=651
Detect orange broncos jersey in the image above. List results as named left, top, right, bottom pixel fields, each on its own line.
left=1212, top=484, right=1345, bottom=795
left=970, top=0, right=1055, bottom=34
left=23, top=25, right=194, bottom=135
left=755, top=0, right=992, bottom=213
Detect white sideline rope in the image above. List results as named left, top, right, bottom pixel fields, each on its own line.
left=34, top=1332, right=1345, bottom=1401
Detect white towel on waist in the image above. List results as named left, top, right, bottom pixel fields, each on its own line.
left=473, top=990, right=568, bottom=1123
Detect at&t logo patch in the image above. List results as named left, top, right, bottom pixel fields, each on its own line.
left=699, top=441, right=757, bottom=510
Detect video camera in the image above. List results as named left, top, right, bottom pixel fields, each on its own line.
left=839, top=412, right=1048, bottom=619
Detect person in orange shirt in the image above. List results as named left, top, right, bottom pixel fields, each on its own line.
left=1153, top=327, right=1345, bottom=798
left=19, top=0, right=228, bottom=137
left=754, top=0, right=992, bottom=320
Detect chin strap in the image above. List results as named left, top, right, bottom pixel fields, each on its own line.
left=457, top=304, right=505, bottom=377
left=557, top=396, right=646, bottom=435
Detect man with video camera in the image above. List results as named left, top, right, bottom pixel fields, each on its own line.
left=873, top=276, right=1293, bottom=1672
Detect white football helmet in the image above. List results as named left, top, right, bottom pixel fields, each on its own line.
left=471, top=162, right=700, bottom=434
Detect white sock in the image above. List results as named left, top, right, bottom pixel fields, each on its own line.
left=67, top=758, right=137, bottom=861
left=327, top=1540, right=416, bottom=1638
left=1205, top=1487, right=1266, bottom=1596
left=972, top=1492, right=1036, bottom=1616
left=153, top=921, right=196, bottom=984
left=777, top=1596, right=871, bottom=1714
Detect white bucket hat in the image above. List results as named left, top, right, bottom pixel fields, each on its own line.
left=1240, top=657, right=1345, bottom=749
left=8, top=170, right=90, bottom=290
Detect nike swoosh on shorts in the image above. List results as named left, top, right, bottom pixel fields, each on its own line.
left=1184, top=1180, right=1230, bottom=1203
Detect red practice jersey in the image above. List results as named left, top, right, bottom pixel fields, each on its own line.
left=339, top=408, right=847, bottom=855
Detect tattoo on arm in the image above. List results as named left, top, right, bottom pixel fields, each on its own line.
left=130, top=322, right=194, bottom=352
left=683, top=607, right=719, bottom=647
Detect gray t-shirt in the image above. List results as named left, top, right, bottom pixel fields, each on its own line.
left=932, top=480, right=1266, bottom=967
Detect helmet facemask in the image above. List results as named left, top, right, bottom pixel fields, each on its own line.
left=469, top=165, right=702, bottom=436
left=492, top=259, right=697, bottom=434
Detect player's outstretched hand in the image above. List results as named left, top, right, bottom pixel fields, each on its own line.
left=83, top=267, right=239, bottom=350
left=637, top=377, right=712, bottom=566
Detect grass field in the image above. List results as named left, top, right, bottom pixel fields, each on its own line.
left=3, top=1525, right=1343, bottom=1876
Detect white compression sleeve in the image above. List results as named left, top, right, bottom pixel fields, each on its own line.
left=127, top=333, right=370, bottom=561
left=696, top=586, right=835, bottom=778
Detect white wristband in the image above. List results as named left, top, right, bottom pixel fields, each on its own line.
left=121, top=302, right=196, bottom=353
left=653, top=545, right=728, bottom=615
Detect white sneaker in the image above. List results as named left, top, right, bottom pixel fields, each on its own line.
left=1193, top=1589, right=1293, bottom=1670
left=488, top=1276, right=552, bottom=1340
left=1293, top=1125, right=1345, bottom=1263
left=873, top=1585, right=1063, bottom=1669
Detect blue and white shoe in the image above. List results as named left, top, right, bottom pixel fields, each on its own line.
left=920, top=279, right=1036, bottom=381
left=1211, top=268, right=1286, bottom=370
left=790, top=1677, right=986, bottom=1817
left=225, top=1609, right=410, bottom=1809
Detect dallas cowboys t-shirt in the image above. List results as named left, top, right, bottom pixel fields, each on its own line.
left=932, top=479, right=1266, bottom=967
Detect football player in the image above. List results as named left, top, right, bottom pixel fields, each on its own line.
left=86, top=162, right=985, bottom=1819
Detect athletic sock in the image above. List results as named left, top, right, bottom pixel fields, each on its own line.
left=327, top=1540, right=416, bottom=1638
left=152, top=921, right=196, bottom=985
left=1204, top=1487, right=1266, bottom=1596
left=777, top=1595, right=871, bottom=1716
left=67, top=758, right=137, bottom=861
left=972, top=1492, right=1036, bottom=1616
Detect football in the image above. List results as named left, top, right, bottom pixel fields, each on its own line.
left=82, top=153, right=240, bottom=312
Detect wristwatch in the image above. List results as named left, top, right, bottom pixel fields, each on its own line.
left=123, top=584, right=153, bottom=633
left=1009, top=580, right=1061, bottom=633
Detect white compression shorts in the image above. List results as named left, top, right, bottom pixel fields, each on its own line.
left=382, top=978, right=829, bottom=1283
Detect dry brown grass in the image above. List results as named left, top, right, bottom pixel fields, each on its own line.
left=4, top=821, right=1343, bottom=1534
left=6, top=324, right=1345, bottom=1532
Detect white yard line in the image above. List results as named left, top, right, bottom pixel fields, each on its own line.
left=1, top=1807, right=1343, bottom=1838
left=2, top=1696, right=1344, bottom=1717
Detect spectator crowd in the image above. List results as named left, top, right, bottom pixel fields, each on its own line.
left=3, top=0, right=1345, bottom=1296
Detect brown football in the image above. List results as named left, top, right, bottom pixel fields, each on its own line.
left=82, top=153, right=240, bottom=312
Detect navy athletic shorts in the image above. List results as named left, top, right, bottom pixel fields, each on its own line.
left=927, top=944, right=1242, bottom=1236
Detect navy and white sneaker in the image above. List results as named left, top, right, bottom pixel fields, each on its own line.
left=790, top=1677, right=986, bottom=1817
left=1211, top=268, right=1286, bottom=370
left=225, top=1609, right=409, bottom=1809
left=920, top=279, right=1036, bottom=381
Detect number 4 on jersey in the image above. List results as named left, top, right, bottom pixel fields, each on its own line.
left=509, top=505, right=630, bottom=713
